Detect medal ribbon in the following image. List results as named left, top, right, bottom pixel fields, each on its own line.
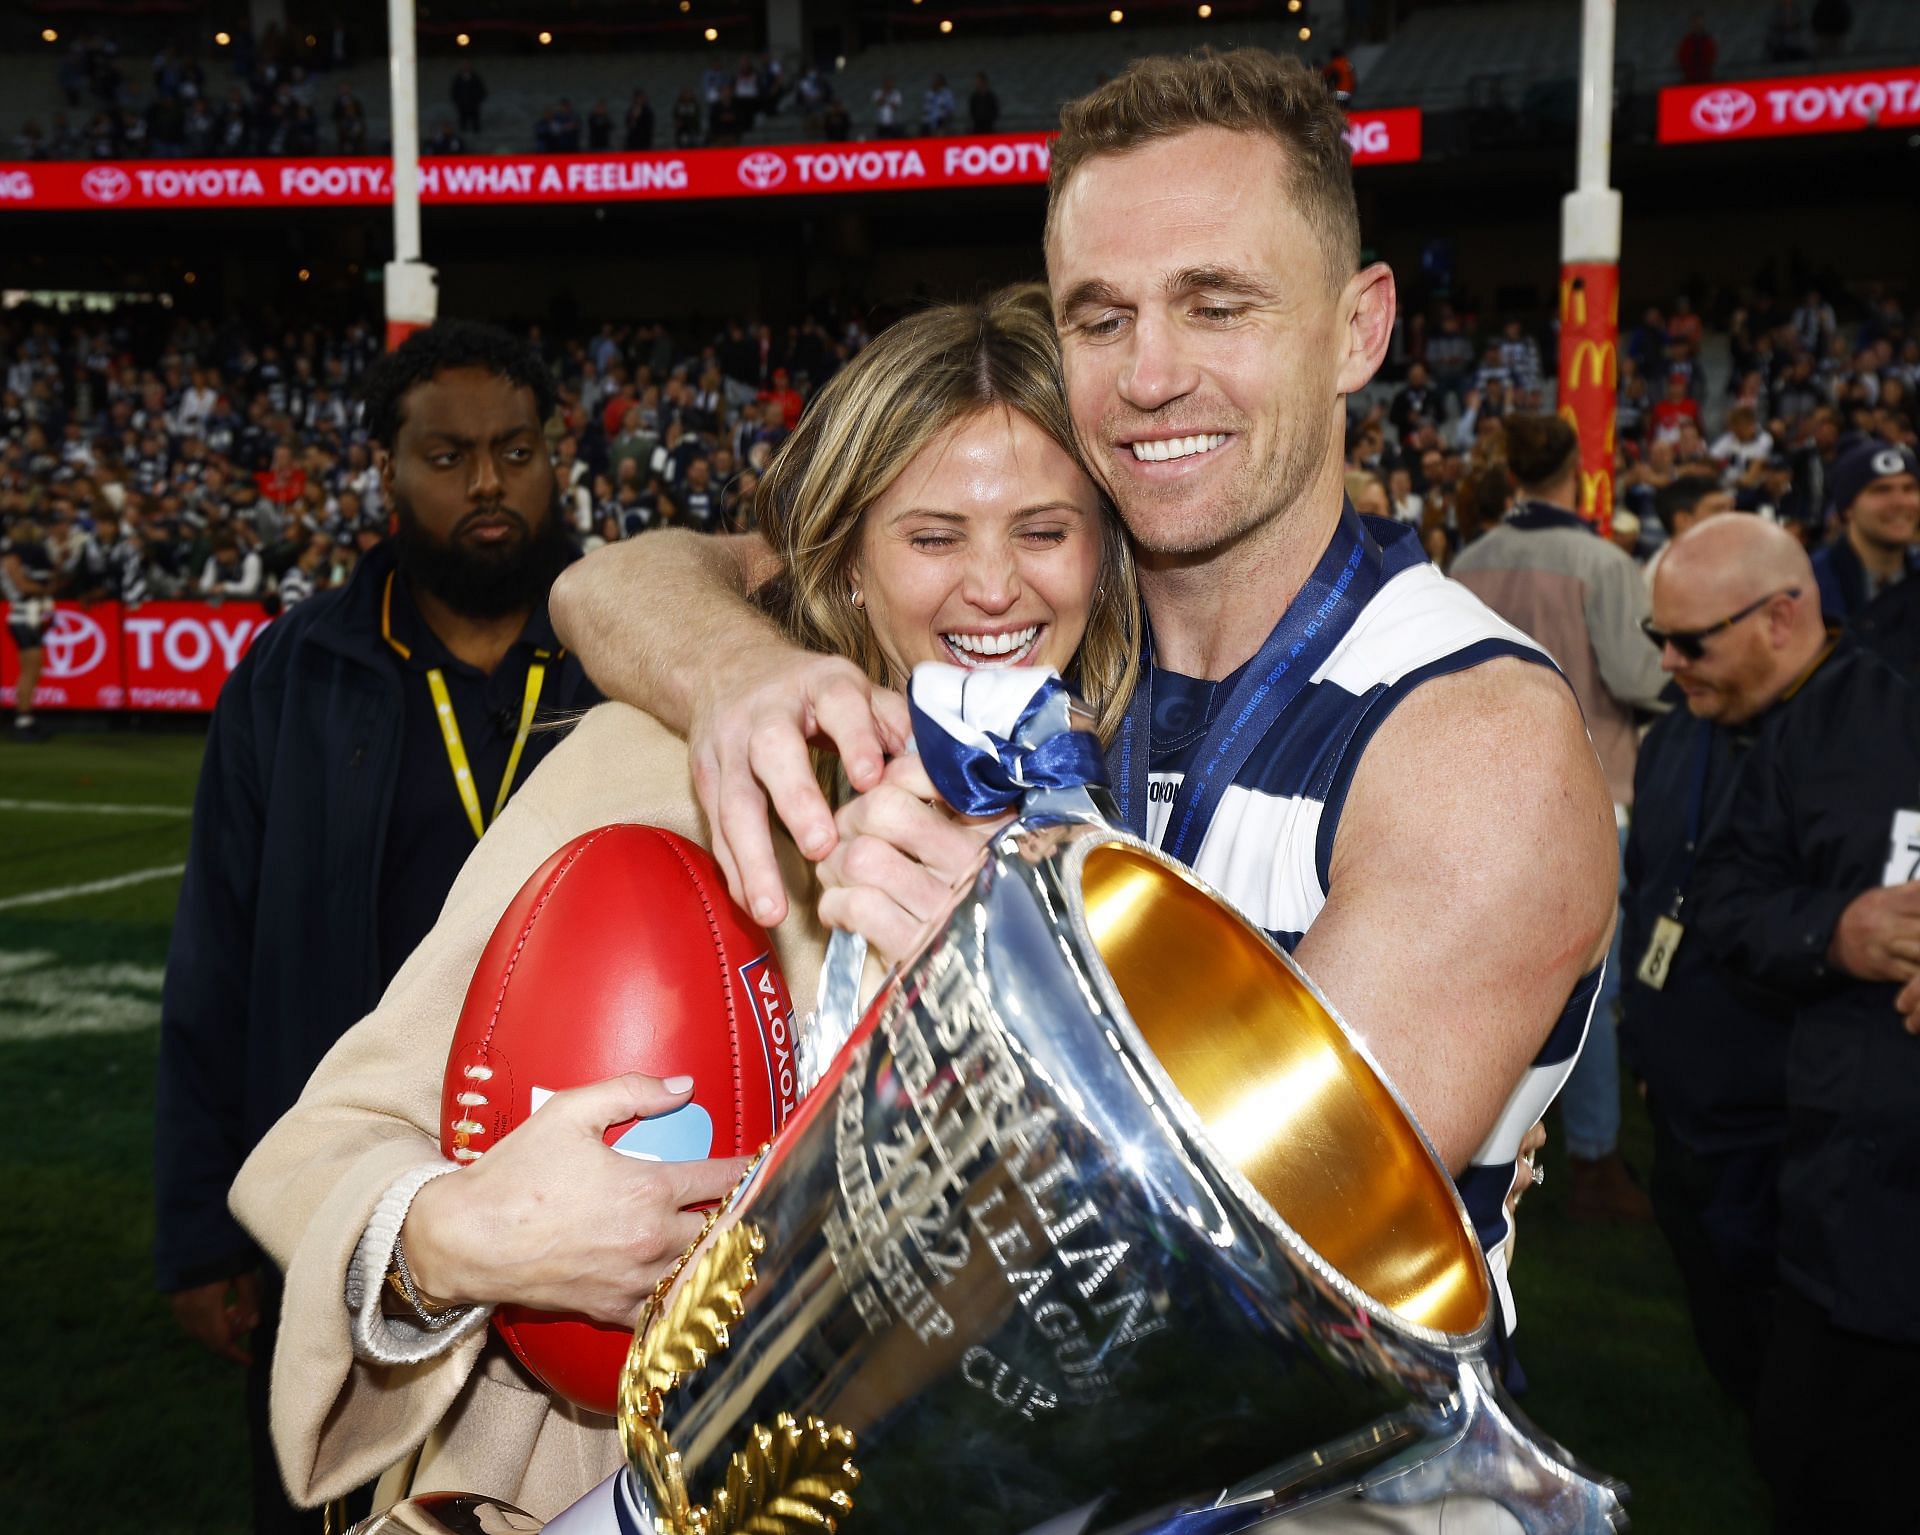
left=384, top=570, right=551, bottom=841
left=1108, top=504, right=1386, bottom=861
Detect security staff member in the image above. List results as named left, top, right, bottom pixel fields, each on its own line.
left=1692, top=636, right=1920, bottom=1531
left=1620, top=515, right=1836, bottom=1413
left=154, top=321, right=600, bottom=1533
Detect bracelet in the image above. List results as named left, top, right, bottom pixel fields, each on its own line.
left=387, top=1237, right=465, bottom=1330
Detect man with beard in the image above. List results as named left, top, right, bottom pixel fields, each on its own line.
left=153, top=320, right=597, bottom=1535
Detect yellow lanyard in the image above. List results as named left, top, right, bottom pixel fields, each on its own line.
left=383, top=571, right=553, bottom=841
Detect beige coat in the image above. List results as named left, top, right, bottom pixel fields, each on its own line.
left=229, top=703, right=829, bottom=1520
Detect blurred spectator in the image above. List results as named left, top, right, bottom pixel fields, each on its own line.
left=672, top=87, right=703, bottom=148
left=1766, top=2, right=1812, bottom=63
left=1812, top=440, right=1920, bottom=623
left=451, top=63, right=486, bottom=135
left=921, top=74, right=956, bottom=135
left=969, top=72, right=1000, bottom=134
left=1320, top=48, right=1357, bottom=104
left=425, top=120, right=464, bottom=155
left=1623, top=515, right=1833, bottom=1414
left=1676, top=13, right=1718, bottom=82
left=198, top=526, right=264, bottom=599
left=624, top=91, right=655, bottom=151
left=872, top=77, right=904, bottom=138
left=587, top=100, right=613, bottom=152
left=1452, top=414, right=1668, bottom=1222
left=822, top=95, right=853, bottom=142
left=1810, top=0, right=1854, bottom=58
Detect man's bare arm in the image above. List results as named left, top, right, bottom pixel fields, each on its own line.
left=549, top=530, right=776, bottom=729
left=548, top=530, right=910, bottom=924
left=1293, top=659, right=1617, bottom=1173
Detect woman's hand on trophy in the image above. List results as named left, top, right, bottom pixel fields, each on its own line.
left=401, top=1073, right=751, bottom=1328
left=690, top=641, right=913, bottom=929
left=815, top=754, right=1001, bottom=965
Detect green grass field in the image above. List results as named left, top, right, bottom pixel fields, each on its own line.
left=0, top=729, right=1768, bottom=1531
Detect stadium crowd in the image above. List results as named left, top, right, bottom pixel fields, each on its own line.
left=8, top=30, right=1012, bottom=161
left=1345, top=284, right=1920, bottom=579
left=0, top=305, right=874, bottom=644
left=5, top=281, right=1916, bottom=654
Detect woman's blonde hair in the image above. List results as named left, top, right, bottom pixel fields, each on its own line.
left=756, top=284, right=1139, bottom=743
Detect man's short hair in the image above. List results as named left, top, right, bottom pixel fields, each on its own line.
left=1502, top=413, right=1579, bottom=492
left=1046, top=48, right=1361, bottom=281
left=358, top=319, right=557, bottom=449
left=1653, top=472, right=1724, bottom=532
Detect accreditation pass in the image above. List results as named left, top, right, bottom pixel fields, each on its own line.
left=1885, top=808, right=1920, bottom=887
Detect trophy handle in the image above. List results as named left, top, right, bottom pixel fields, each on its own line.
left=1355, top=1363, right=1628, bottom=1534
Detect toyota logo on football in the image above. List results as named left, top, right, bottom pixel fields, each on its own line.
left=1690, top=88, right=1757, bottom=135
left=42, top=609, right=109, bottom=678
left=81, top=166, right=132, bottom=203
left=737, top=152, right=788, bottom=190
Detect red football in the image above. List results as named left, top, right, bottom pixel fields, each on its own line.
left=440, top=824, right=798, bottom=1415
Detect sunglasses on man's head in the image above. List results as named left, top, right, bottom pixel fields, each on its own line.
left=1641, top=588, right=1800, bottom=662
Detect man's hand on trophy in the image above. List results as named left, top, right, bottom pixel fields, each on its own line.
left=401, top=1073, right=752, bottom=1328
left=816, top=754, right=1000, bottom=966
left=689, top=639, right=912, bottom=929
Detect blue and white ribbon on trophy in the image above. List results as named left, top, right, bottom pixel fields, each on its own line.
left=906, top=663, right=1110, bottom=826
left=796, top=663, right=1110, bottom=1098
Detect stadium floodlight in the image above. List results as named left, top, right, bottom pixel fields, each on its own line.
left=1110, top=9, right=1124, bottom=21
left=940, top=18, right=954, bottom=32
left=538, top=30, right=553, bottom=44
left=456, top=32, right=471, bottom=45
left=298, top=268, right=311, bottom=282
left=1198, top=4, right=1213, bottom=16
left=1287, top=0, right=1302, bottom=11
left=1299, top=25, right=1312, bottom=40
left=41, top=28, right=58, bottom=42
left=705, top=26, right=719, bottom=40
left=215, top=31, right=231, bottom=46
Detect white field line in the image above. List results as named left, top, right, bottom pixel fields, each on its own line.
left=0, top=863, right=187, bottom=912
left=0, top=949, right=167, bottom=1040
left=0, top=798, right=191, bottom=818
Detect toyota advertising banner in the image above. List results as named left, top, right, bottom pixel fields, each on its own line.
left=1659, top=65, right=1920, bottom=145
left=1, top=601, right=272, bottom=712
left=0, top=113, right=1419, bottom=214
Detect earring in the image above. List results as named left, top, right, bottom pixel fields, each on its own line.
left=850, top=586, right=864, bottom=609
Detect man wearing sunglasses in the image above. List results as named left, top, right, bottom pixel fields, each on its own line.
left=1619, top=514, right=1834, bottom=1417
left=1690, top=541, right=1920, bottom=1530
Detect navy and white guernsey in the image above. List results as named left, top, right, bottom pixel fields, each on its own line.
left=1120, top=507, right=1603, bottom=1334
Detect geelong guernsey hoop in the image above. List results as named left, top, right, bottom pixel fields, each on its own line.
left=1109, top=504, right=1604, bottom=1333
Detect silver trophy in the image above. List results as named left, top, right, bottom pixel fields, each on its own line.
left=614, top=808, right=1626, bottom=1535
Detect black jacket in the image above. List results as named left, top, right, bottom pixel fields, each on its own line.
left=151, top=541, right=599, bottom=1292
left=1692, top=648, right=1920, bottom=1340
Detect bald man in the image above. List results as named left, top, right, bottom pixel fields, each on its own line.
left=1619, top=514, right=1836, bottom=1413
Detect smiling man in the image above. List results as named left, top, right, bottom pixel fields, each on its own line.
left=154, top=319, right=598, bottom=1534
left=549, top=54, right=1616, bottom=1523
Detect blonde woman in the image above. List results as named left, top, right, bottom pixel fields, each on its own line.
left=229, top=286, right=1139, bottom=1522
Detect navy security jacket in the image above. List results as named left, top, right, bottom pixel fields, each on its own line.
left=152, top=540, right=599, bottom=1292
left=1618, top=696, right=1797, bottom=1281
left=1692, top=648, right=1920, bottom=1342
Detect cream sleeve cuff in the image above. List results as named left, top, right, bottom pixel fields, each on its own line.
left=346, top=1161, right=493, bottom=1366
